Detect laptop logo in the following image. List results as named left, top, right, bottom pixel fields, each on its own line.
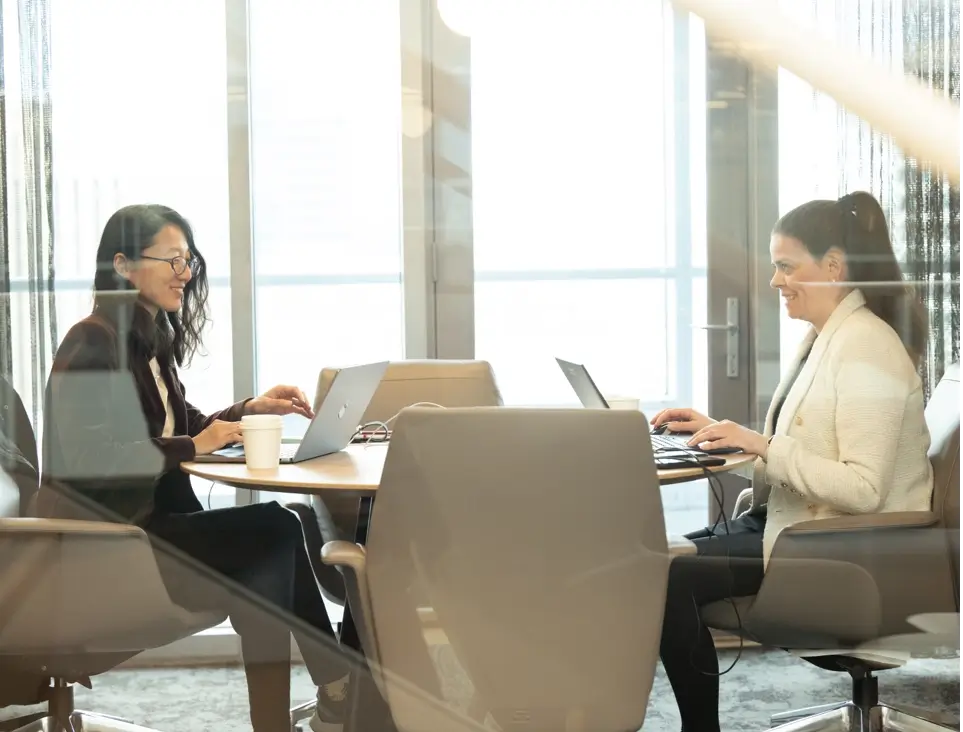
left=338, top=403, right=348, bottom=419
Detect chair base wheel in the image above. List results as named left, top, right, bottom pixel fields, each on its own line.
left=772, top=702, right=959, bottom=732
left=290, top=699, right=317, bottom=732
left=12, top=712, right=158, bottom=732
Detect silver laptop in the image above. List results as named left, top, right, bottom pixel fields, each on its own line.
left=554, top=357, right=739, bottom=455
left=195, top=361, right=389, bottom=464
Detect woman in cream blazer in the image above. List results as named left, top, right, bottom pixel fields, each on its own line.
left=649, top=191, right=933, bottom=732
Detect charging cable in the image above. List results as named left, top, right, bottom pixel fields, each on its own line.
left=351, top=402, right=448, bottom=447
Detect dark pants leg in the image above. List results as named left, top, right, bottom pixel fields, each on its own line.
left=660, top=513, right=766, bottom=732
left=143, top=501, right=351, bottom=731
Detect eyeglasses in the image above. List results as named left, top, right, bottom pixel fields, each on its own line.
left=141, top=255, right=200, bottom=276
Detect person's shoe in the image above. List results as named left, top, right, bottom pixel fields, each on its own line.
left=308, top=700, right=344, bottom=732
left=308, top=711, right=343, bottom=732
left=308, top=677, right=349, bottom=732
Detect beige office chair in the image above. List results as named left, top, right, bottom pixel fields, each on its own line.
left=701, top=363, right=961, bottom=732
left=0, top=377, right=226, bottom=732
left=313, top=360, right=503, bottom=423
left=308, top=360, right=503, bottom=605
left=322, top=406, right=675, bottom=732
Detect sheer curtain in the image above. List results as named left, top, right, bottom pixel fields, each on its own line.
left=0, top=0, right=56, bottom=430
left=903, top=0, right=960, bottom=396
left=777, top=0, right=960, bottom=394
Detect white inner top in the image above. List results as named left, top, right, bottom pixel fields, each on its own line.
left=149, top=357, right=175, bottom=438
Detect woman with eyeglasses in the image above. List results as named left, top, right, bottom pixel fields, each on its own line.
left=42, top=204, right=350, bottom=732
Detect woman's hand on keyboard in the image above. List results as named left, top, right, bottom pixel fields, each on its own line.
left=192, top=419, right=244, bottom=455
left=650, top=407, right=715, bottom=434
left=688, top=420, right=768, bottom=456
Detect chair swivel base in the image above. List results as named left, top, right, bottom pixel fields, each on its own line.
left=290, top=699, right=316, bottom=732
left=8, top=679, right=163, bottom=732
left=772, top=703, right=958, bottom=732
left=12, top=712, right=162, bottom=732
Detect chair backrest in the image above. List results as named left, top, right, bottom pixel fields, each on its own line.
left=367, top=407, right=669, bottom=732
left=314, top=360, right=503, bottom=423
left=926, top=363, right=960, bottom=609
left=0, top=378, right=38, bottom=518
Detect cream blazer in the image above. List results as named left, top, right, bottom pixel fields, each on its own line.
left=748, top=289, right=934, bottom=564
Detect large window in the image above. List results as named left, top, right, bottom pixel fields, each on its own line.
left=469, top=1, right=707, bottom=415
left=248, top=0, right=406, bottom=411
left=50, top=0, right=232, bottom=504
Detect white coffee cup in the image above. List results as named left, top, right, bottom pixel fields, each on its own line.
left=606, top=395, right=641, bottom=411
left=241, top=414, right=283, bottom=470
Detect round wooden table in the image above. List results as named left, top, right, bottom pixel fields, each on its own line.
left=182, top=443, right=756, bottom=494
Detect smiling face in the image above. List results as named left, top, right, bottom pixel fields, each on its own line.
left=114, top=224, right=193, bottom=314
left=769, top=234, right=847, bottom=329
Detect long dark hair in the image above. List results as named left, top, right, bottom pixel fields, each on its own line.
left=773, top=192, right=927, bottom=366
left=92, top=204, right=209, bottom=366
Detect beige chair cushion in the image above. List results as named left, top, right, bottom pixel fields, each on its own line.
left=700, top=597, right=756, bottom=633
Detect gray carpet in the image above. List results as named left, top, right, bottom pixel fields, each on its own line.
left=1, top=649, right=958, bottom=731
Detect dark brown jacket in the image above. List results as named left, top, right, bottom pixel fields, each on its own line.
left=42, top=301, right=249, bottom=523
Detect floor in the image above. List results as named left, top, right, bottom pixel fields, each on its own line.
left=1, top=649, right=957, bottom=731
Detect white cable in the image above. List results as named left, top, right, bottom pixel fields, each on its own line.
left=353, top=402, right=448, bottom=447
left=383, top=401, right=447, bottom=426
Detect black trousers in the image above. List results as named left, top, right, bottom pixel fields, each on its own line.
left=143, top=501, right=350, bottom=687
left=660, top=513, right=766, bottom=732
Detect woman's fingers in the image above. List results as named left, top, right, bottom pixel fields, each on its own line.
left=688, top=424, right=718, bottom=446
left=651, top=408, right=691, bottom=426
left=292, top=395, right=314, bottom=419
left=696, top=437, right=732, bottom=451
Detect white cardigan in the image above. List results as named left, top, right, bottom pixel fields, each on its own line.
left=749, top=289, right=934, bottom=564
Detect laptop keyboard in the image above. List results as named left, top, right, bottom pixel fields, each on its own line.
left=279, top=443, right=299, bottom=460
left=651, top=434, right=702, bottom=453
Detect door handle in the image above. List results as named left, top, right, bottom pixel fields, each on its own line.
left=691, top=297, right=739, bottom=378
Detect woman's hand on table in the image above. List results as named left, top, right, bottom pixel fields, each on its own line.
left=246, top=385, right=314, bottom=419
left=192, top=419, right=243, bottom=455
left=687, top=420, right=769, bottom=457
left=650, top=407, right=715, bottom=434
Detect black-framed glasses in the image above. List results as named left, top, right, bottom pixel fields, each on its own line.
left=141, top=255, right=199, bottom=276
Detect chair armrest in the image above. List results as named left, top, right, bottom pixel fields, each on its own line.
left=0, top=517, right=144, bottom=537
left=732, top=487, right=753, bottom=521
left=668, top=535, right=697, bottom=556
left=784, top=511, right=938, bottom=534
left=320, top=539, right=367, bottom=572
left=321, top=540, right=380, bottom=673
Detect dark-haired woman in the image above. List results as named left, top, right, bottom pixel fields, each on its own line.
left=649, top=192, right=933, bottom=731
left=43, top=204, right=351, bottom=732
